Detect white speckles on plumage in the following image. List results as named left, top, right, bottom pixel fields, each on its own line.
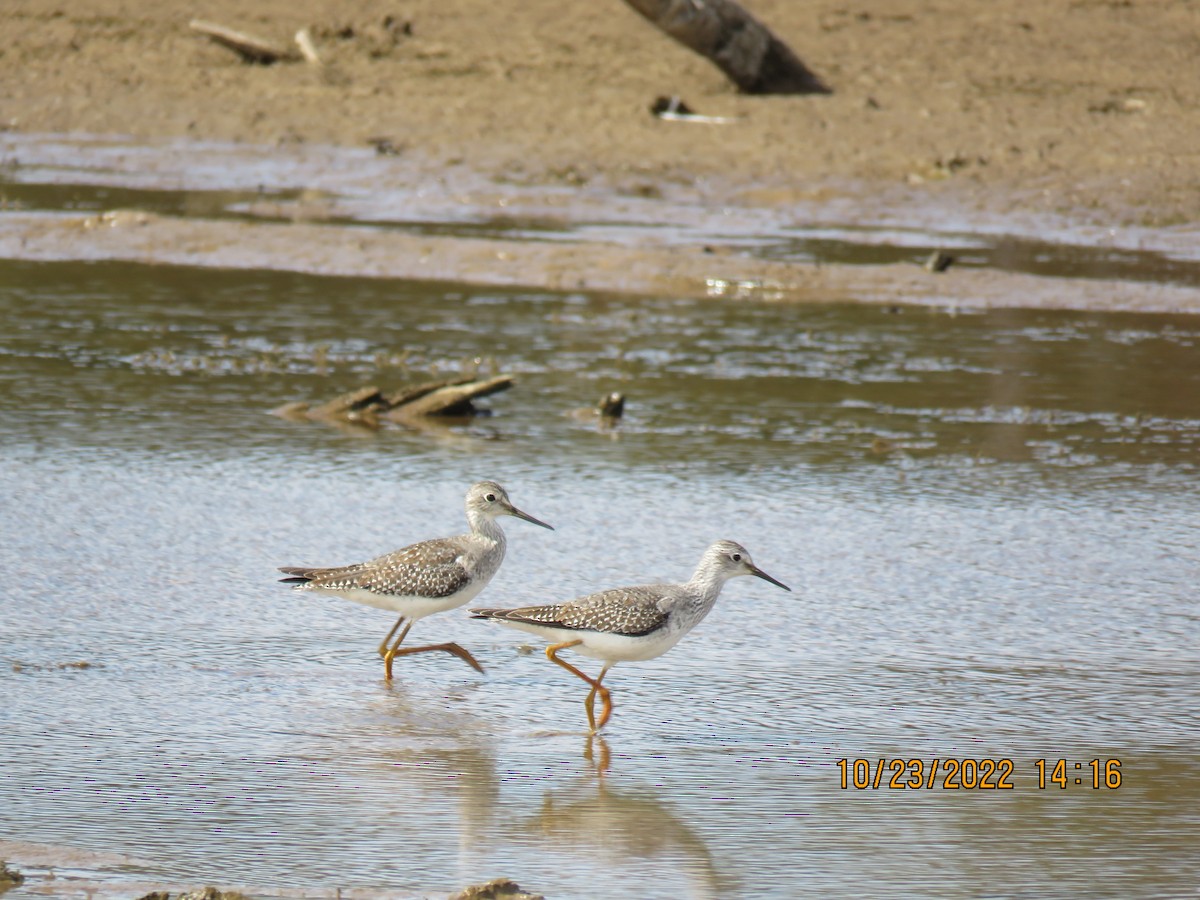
left=280, top=481, right=552, bottom=621
left=472, top=539, right=791, bottom=663
left=471, top=539, right=791, bottom=730
left=493, top=586, right=671, bottom=637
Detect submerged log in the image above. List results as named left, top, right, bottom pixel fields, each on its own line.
left=621, top=0, right=830, bottom=95
left=0, top=863, right=25, bottom=889
left=309, top=385, right=386, bottom=418
left=271, top=375, right=515, bottom=426
left=385, top=374, right=514, bottom=419
left=382, top=377, right=478, bottom=410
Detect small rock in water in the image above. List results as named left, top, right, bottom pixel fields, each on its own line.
left=178, top=888, right=251, bottom=900
left=567, top=391, right=626, bottom=429
left=597, top=392, right=625, bottom=419
left=134, top=888, right=250, bottom=900
left=450, top=879, right=544, bottom=900
left=924, top=250, right=955, bottom=273
left=0, top=861, right=25, bottom=887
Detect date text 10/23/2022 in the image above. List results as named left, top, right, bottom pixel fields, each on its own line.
left=836, top=758, right=1123, bottom=790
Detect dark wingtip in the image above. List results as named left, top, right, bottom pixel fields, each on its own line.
left=279, top=566, right=315, bottom=584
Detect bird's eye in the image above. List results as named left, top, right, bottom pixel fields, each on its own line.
left=485, top=493, right=497, bottom=502
left=731, top=553, right=742, bottom=562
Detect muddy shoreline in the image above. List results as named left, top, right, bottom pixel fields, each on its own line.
left=3, top=135, right=1199, bottom=313
left=3, top=0, right=1200, bottom=310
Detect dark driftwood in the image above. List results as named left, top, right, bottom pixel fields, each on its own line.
left=621, top=0, right=829, bottom=95
left=382, top=377, right=477, bottom=410
left=385, top=375, right=514, bottom=419
left=271, top=375, right=515, bottom=426
left=309, top=385, right=386, bottom=418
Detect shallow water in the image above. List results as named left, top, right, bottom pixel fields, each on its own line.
left=1, top=258, right=1199, bottom=898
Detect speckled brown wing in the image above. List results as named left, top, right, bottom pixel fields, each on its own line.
left=280, top=537, right=473, bottom=598
left=485, top=586, right=671, bottom=636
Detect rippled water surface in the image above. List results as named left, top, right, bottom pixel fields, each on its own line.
left=1, top=259, right=1198, bottom=898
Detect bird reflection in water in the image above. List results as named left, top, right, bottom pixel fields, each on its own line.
left=584, top=732, right=612, bottom=775
left=371, top=693, right=725, bottom=897
left=515, top=732, right=730, bottom=899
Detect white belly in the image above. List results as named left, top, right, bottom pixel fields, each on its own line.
left=316, top=580, right=486, bottom=619
left=496, top=619, right=683, bottom=663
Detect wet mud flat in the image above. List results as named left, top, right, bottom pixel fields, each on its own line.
left=0, top=847, right=536, bottom=900
left=2, top=135, right=1199, bottom=314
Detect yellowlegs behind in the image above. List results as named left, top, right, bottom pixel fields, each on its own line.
left=280, top=480, right=552, bottom=679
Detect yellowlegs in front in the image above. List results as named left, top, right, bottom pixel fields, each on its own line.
left=471, top=539, right=789, bottom=731
left=280, top=481, right=552, bottom=679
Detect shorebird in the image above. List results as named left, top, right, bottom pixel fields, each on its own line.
left=471, top=540, right=790, bottom=731
left=279, top=481, right=552, bottom=679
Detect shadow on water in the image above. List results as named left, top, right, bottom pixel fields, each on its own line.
left=1, top=256, right=1199, bottom=897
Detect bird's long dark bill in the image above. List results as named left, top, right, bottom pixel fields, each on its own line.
left=509, top=505, right=554, bottom=530
left=750, top=564, right=791, bottom=592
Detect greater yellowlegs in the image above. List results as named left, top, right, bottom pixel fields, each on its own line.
left=471, top=539, right=789, bottom=731
left=280, top=481, right=552, bottom=679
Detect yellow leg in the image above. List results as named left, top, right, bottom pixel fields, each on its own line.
left=590, top=664, right=613, bottom=731
left=383, top=621, right=413, bottom=680
left=378, top=615, right=407, bottom=657
left=383, top=620, right=484, bottom=678
left=388, top=641, right=485, bottom=675
left=547, top=641, right=613, bottom=733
